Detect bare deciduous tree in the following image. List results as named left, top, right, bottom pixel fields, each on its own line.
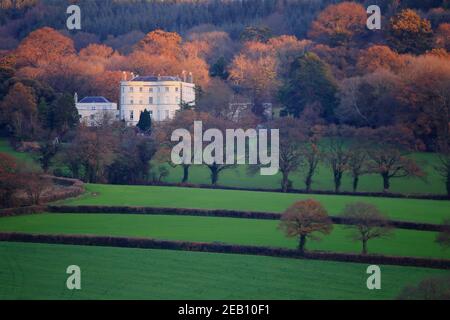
left=22, top=173, right=51, bottom=205
left=341, top=202, right=393, bottom=255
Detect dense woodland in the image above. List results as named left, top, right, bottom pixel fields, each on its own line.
left=0, top=0, right=450, bottom=205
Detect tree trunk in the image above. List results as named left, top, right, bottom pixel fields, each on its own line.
left=446, top=173, right=450, bottom=198
left=334, top=172, right=342, bottom=193
left=281, top=171, right=289, bottom=193
left=352, top=175, right=359, bottom=193
left=182, top=165, right=189, bottom=183
left=298, top=234, right=306, bottom=255
left=382, top=173, right=390, bottom=193
left=305, top=174, right=312, bottom=193
left=362, top=239, right=368, bottom=255
left=211, top=167, right=219, bottom=185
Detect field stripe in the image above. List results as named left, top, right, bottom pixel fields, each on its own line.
left=48, top=205, right=447, bottom=232
left=1, top=232, right=449, bottom=270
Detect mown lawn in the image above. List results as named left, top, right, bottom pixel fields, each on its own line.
left=0, top=242, right=449, bottom=300
left=62, top=184, right=450, bottom=225
left=0, top=213, right=448, bottom=259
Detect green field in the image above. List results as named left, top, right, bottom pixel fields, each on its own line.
left=157, top=150, right=445, bottom=195
left=0, top=242, right=448, bottom=300
left=0, top=138, right=446, bottom=195
left=2, top=137, right=450, bottom=300
left=0, top=213, right=448, bottom=259
left=62, top=184, right=450, bottom=224
left=0, top=139, right=36, bottom=165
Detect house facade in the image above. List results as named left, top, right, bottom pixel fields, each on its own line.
left=120, top=74, right=196, bottom=126
left=75, top=95, right=119, bottom=126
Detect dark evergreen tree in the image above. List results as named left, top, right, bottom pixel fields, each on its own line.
left=279, top=52, right=338, bottom=121
left=210, top=56, right=229, bottom=79
left=137, top=109, right=152, bottom=133
left=46, top=94, right=79, bottom=135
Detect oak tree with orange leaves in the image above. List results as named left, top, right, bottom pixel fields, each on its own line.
left=308, top=2, right=367, bottom=46
left=388, top=9, right=433, bottom=54
left=279, top=199, right=333, bottom=254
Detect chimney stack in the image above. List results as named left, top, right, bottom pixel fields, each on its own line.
left=74, top=92, right=78, bottom=104
left=182, top=70, right=187, bottom=82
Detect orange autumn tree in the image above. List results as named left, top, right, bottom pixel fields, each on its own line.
left=356, top=45, right=405, bottom=74
left=279, top=199, right=333, bottom=254
left=388, top=9, right=433, bottom=54
left=15, top=27, right=76, bottom=68
left=308, top=1, right=367, bottom=46
left=0, top=82, right=38, bottom=139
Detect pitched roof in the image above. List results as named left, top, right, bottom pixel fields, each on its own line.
left=131, top=76, right=182, bottom=82
left=78, top=96, right=111, bottom=103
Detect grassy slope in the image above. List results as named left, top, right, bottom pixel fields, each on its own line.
left=1, top=242, right=449, bottom=300
left=62, top=184, right=450, bottom=224
left=0, top=138, right=445, bottom=195
left=158, top=151, right=445, bottom=194
left=0, top=139, right=36, bottom=165
left=0, top=213, right=448, bottom=259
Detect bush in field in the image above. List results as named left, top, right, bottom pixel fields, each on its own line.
left=397, top=276, right=450, bottom=300
left=341, top=202, right=393, bottom=255
left=436, top=219, right=450, bottom=248
left=0, top=153, right=21, bottom=208
left=279, top=199, right=333, bottom=255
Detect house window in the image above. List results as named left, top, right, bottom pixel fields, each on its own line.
left=130, top=87, right=133, bottom=92
left=130, top=110, right=134, bottom=120
left=165, top=87, right=170, bottom=92
left=139, top=100, right=143, bottom=105
left=175, top=87, right=179, bottom=92
left=91, top=106, right=96, bottom=110
left=149, top=97, right=153, bottom=104
left=165, top=110, right=169, bottom=119
left=130, top=100, right=134, bottom=104
left=122, top=87, right=124, bottom=93
left=149, top=88, right=153, bottom=93
left=139, top=87, right=143, bottom=92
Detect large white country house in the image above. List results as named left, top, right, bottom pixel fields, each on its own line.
left=75, top=73, right=196, bottom=126
left=120, top=73, right=196, bottom=126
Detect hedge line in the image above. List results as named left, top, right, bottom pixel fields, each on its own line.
left=47, top=205, right=447, bottom=232
left=140, top=181, right=450, bottom=201
left=0, top=205, right=46, bottom=217
left=0, top=232, right=449, bottom=270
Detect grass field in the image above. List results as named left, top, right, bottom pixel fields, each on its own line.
left=1, top=242, right=449, bottom=300
left=0, top=213, right=448, bottom=259
left=0, top=139, right=36, bottom=165
left=0, top=138, right=446, bottom=195
left=62, top=184, right=450, bottom=224
left=156, top=150, right=445, bottom=195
